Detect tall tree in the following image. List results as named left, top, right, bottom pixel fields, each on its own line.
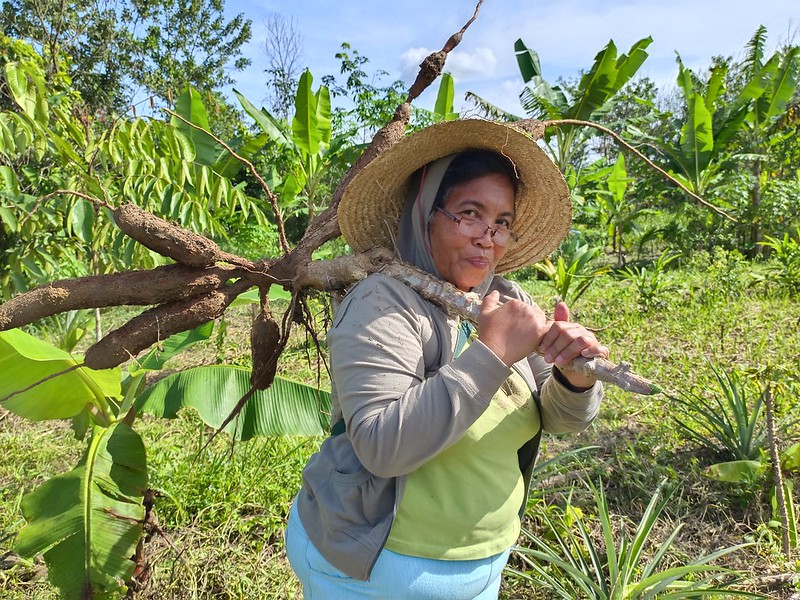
left=1, top=0, right=128, bottom=112
left=0, top=0, right=252, bottom=115
left=124, top=0, right=252, bottom=105
left=262, top=11, right=304, bottom=121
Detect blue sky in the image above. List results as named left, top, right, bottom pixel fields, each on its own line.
left=224, top=0, right=799, bottom=115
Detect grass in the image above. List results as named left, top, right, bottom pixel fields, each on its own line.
left=1, top=255, right=799, bottom=598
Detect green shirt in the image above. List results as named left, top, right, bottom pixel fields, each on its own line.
left=385, top=335, right=541, bottom=560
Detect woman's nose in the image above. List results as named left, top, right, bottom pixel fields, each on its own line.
left=474, top=226, right=495, bottom=246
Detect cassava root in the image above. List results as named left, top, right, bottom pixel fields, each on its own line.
left=379, top=254, right=661, bottom=395
left=83, top=280, right=250, bottom=370
left=0, top=264, right=241, bottom=331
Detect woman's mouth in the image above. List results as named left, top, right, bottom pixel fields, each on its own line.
left=467, top=255, right=490, bottom=268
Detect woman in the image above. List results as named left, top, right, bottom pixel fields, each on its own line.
left=286, top=120, right=607, bottom=598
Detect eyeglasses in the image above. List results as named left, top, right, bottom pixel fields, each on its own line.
left=434, top=207, right=519, bottom=246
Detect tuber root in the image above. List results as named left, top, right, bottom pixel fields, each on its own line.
left=249, top=290, right=282, bottom=390
left=83, top=280, right=249, bottom=370
left=0, top=264, right=239, bottom=331
left=112, top=203, right=222, bottom=267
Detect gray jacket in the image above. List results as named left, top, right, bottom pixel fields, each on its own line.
left=296, top=273, right=603, bottom=580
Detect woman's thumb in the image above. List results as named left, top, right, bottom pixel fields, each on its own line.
left=554, top=300, right=570, bottom=322
left=481, top=290, right=500, bottom=313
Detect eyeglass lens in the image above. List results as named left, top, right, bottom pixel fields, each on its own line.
left=457, top=216, right=513, bottom=246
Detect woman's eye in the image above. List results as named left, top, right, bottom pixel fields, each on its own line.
left=496, top=220, right=512, bottom=229
left=460, top=209, right=479, bottom=218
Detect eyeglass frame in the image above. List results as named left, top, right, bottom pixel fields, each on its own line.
left=433, top=206, right=519, bottom=246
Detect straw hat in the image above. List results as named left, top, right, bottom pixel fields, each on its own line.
left=338, top=119, right=571, bottom=274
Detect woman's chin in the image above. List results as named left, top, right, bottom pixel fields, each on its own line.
left=451, top=271, right=490, bottom=292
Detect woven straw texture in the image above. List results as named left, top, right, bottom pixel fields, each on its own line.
left=338, top=119, right=571, bottom=274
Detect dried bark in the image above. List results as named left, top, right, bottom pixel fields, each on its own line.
left=83, top=280, right=249, bottom=370
left=0, top=264, right=240, bottom=330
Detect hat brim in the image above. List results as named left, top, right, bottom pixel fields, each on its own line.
left=338, top=119, right=571, bottom=274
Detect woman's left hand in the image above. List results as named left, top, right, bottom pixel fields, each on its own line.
left=539, top=301, right=609, bottom=390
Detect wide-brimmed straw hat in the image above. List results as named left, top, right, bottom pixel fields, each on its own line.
left=338, top=119, right=571, bottom=274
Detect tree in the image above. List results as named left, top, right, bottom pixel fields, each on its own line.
left=1, top=0, right=128, bottom=112
left=0, top=38, right=269, bottom=301
left=0, top=0, right=252, bottom=115
left=262, top=11, right=304, bottom=121
left=124, top=0, right=252, bottom=106
left=322, top=42, right=406, bottom=142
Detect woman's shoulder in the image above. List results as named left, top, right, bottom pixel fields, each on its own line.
left=332, top=272, right=436, bottom=327
left=343, top=272, right=425, bottom=305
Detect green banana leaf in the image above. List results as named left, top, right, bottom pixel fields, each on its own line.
left=171, top=87, right=220, bottom=167
left=15, top=422, right=147, bottom=598
left=677, top=63, right=714, bottom=179
left=514, top=38, right=542, bottom=83
left=234, top=89, right=290, bottom=146
left=212, top=131, right=270, bottom=179
left=229, top=286, right=291, bottom=308
left=135, top=366, right=331, bottom=437
left=132, top=321, right=215, bottom=373
left=569, top=37, right=653, bottom=122
left=0, top=329, right=119, bottom=421
left=756, top=47, right=800, bottom=123
left=706, top=459, right=765, bottom=483
left=434, top=73, right=458, bottom=121
left=292, top=69, right=328, bottom=157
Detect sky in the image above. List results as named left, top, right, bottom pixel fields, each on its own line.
left=224, top=0, right=799, bottom=116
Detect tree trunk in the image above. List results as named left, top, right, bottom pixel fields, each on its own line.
left=749, top=160, right=764, bottom=258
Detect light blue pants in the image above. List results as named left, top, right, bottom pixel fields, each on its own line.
left=286, top=502, right=510, bottom=599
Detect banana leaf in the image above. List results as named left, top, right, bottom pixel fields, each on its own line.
left=15, top=422, right=147, bottom=598
left=0, top=329, right=119, bottom=421
left=135, top=366, right=331, bottom=437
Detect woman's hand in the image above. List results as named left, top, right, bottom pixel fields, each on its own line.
left=540, top=301, right=608, bottom=390
left=477, top=290, right=548, bottom=367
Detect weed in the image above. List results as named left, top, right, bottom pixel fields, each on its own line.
left=671, top=365, right=766, bottom=462
left=615, top=249, right=681, bottom=311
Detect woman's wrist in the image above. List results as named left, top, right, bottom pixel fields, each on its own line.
left=552, top=366, right=595, bottom=392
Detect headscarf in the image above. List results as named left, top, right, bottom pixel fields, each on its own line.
left=396, top=153, right=496, bottom=298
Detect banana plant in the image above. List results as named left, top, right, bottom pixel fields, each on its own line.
left=736, top=26, right=800, bottom=250
left=234, top=69, right=352, bottom=228
left=514, top=36, right=652, bottom=177
left=585, top=153, right=657, bottom=266
left=0, top=323, right=331, bottom=598
left=634, top=29, right=798, bottom=211
left=645, top=58, right=748, bottom=197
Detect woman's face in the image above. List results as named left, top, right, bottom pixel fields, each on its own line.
left=428, top=173, right=516, bottom=291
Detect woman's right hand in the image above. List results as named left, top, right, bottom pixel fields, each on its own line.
left=477, top=290, right=548, bottom=367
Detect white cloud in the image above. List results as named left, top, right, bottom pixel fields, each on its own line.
left=400, top=47, right=498, bottom=82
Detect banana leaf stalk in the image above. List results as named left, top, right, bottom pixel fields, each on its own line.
left=380, top=260, right=661, bottom=395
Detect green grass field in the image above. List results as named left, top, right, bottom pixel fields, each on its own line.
left=2, top=252, right=799, bottom=598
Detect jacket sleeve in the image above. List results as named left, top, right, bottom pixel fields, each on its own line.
left=328, top=274, right=511, bottom=478
left=492, top=278, right=604, bottom=434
